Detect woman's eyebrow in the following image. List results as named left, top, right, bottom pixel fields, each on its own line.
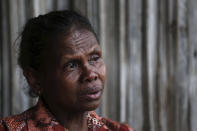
left=62, top=47, right=76, bottom=55
left=62, top=50, right=100, bottom=59
left=61, top=54, right=82, bottom=60
left=89, top=48, right=101, bottom=55
left=62, top=45, right=101, bottom=55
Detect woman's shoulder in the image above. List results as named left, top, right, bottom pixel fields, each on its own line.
left=0, top=114, right=25, bottom=130
left=101, top=117, right=135, bottom=131
left=89, top=111, right=135, bottom=131
left=0, top=108, right=34, bottom=130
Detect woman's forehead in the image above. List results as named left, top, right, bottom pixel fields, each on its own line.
left=61, top=30, right=99, bottom=54
left=65, top=30, right=97, bottom=45
left=47, top=29, right=100, bottom=58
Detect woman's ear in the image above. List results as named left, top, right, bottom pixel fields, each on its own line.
left=23, top=68, right=42, bottom=96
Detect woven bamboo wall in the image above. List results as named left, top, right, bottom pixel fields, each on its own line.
left=0, top=0, right=197, bottom=131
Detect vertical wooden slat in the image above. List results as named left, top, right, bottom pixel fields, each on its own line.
left=1, top=0, right=12, bottom=117
left=99, top=0, right=120, bottom=121
left=127, top=0, right=143, bottom=130
left=44, top=0, right=57, bottom=13
left=166, top=0, right=177, bottom=131
left=72, top=0, right=87, bottom=16
left=175, top=0, right=189, bottom=131
left=9, top=0, right=21, bottom=115
left=86, top=0, right=100, bottom=37
left=119, top=0, right=127, bottom=123
left=25, top=0, right=39, bottom=18
left=56, top=0, right=71, bottom=10
left=188, top=0, right=197, bottom=131
left=156, top=0, right=169, bottom=131
left=147, top=0, right=158, bottom=130
left=141, top=0, right=151, bottom=130
left=31, top=0, right=41, bottom=17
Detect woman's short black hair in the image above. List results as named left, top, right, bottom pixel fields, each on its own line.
left=18, top=10, right=98, bottom=70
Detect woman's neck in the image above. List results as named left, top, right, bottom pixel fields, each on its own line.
left=53, top=108, right=88, bottom=131
left=41, top=97, right=88, bottom=131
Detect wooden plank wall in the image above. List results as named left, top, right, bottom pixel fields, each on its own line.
left=0, top=0, right=197, bottom=131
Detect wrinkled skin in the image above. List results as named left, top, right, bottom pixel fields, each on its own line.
left=41, top=30, right=105, bottom=111
left=40, top=29, right=106, bottom=112
left=26, top=29, right=106, bottom=130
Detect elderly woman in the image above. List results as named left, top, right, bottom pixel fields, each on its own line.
left=0, top=10, right=134, bottom=131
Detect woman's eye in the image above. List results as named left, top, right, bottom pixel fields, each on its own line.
left=64, top=61, right=78, bottom=71
left=89, top=54, right=100, bottom=62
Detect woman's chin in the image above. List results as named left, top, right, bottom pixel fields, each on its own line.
left=79, top=100, right=100, bottom=111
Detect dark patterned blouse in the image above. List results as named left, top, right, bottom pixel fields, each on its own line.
left=0, top=99, right=135, bottom=131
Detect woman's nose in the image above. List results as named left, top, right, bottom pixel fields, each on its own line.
left=83, top=72, right=98, bottom=83
left=81, top=65, right=98, bottom=83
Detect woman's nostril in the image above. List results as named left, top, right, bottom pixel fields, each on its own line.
left=94, top=77, right=97, bottom=80
left=85, top=79, right=91, bottom=83
left=84, top=75, right=98, bottom=83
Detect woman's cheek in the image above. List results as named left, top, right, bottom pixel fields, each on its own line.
left=97, top=62, right=106, bottom=81
left=63, top=70, right=81, bottom=84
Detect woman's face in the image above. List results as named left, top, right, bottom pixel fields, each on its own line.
left=40, top=29, right=106, bottom=112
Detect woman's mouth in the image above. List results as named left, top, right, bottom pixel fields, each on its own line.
left=79, top=86, right=102, bottom=101
left=84, top=90, right=101, bottom=100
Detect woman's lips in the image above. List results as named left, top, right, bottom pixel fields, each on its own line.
left=79, top=86, right=102, bottom=101
left=83, top=90, right=101, bottom=100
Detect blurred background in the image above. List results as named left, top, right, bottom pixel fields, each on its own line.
left=0, top=0, right=197, bottom=131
